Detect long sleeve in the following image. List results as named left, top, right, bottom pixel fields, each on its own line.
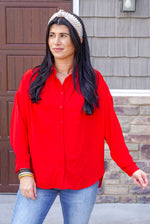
left=10, top=75, right=31, bottom=173
left=104, top=88, right=139, bottom=176
left=8, top=68, right=140, bottom=190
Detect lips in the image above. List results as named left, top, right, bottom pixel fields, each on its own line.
left=53, top=48, right=64, bottom=52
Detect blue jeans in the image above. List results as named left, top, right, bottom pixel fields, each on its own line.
left=11, top=180, right=99, bottom=224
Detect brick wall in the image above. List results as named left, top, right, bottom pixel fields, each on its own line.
left=96, top=96, right=150, bottom=203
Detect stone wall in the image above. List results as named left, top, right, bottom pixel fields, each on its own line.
left=96, top=96, right=150, bottom=203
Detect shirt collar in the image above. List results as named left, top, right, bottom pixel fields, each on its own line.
left=52, top=66, right=73, bottom=80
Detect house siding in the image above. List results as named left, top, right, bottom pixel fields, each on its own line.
left=80, top=0, right=150, bottom=89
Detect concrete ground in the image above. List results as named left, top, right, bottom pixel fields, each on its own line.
left=0, top=194, right=150, bottom=224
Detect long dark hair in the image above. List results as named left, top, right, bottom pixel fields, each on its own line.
left=29, top=12, right=99, bottom=115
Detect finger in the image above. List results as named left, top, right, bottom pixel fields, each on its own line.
left=133, top=178, right=142, bottom=187
left=141, top=174, right=148, bottom=189
left=21, top=186, right=32, bottom=199
left=24, top=185, right=36, bottom=200
left=21, top=191, right=29, bottom=198
left=138, top=173, right=147, bottom=187
left=30, top=184, right=37, bottom=200
left=133, top=175, right=147, bottom=189
left=29, top=189, right=36, bottom=200
left=138, top=176, right=145, bottom=186
left=23, top=190, right=29, bottom=198
left=20, top=188, right=26, bottom=197
left=21, top=192, right=26, bottom=197
left=141, top=173, right=148, bottom=184
left=33, top=183, right=37, bottom=198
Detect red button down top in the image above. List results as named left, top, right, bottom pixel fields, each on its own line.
left=10, top=68, right=139, bottom=189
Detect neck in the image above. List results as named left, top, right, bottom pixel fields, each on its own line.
left=54, top=58, right=74, bottom=75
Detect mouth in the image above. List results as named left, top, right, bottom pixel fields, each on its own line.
left=53, top=48, right=64, bottom=52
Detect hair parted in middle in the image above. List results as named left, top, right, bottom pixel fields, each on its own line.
left=29, top=11, right=99, bottom=115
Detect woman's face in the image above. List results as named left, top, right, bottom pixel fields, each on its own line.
left=48, top=24, right=75, bottom=61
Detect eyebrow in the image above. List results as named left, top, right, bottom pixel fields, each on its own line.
left=49, top=32, right=70, bottom=36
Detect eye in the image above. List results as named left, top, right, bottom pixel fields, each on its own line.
left=61, top=34, right=67, bottom=38
left=49, top=34, right=55, bottom=38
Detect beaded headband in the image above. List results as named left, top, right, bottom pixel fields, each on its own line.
left=48, top=9, right=83, bottom=38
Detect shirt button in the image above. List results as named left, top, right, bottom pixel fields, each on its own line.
left=60, top=136, right=63, bottom=138
left=60, top=120, right=63, bottom=124
left=60, top=105, right=63, bottom=109
left=60, top=91, right=64, bottom=95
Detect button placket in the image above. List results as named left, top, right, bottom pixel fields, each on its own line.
left=59, top=87, right=65, bottom=154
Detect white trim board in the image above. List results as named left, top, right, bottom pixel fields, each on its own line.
left=73, top=0, right=79, bottom=15
left=110, top=89, right=150, bottom=97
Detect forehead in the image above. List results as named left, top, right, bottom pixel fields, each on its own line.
left=49, top=24, right=70, bottom=33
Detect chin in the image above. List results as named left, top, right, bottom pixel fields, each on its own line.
left=53, top=55, right=65, bottom=60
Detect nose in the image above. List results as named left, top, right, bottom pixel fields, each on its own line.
left=55, top=36, right=61, bottom=45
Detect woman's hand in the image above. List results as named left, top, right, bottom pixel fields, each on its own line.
left=132, top=169, right=148, bottom=189
left=20, top=176, right=37, bottom=200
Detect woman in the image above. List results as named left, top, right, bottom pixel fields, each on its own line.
left=10, top=9, right=148, bottom=224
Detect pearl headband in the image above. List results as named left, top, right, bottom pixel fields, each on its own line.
left=48, top=9, right=83, bottom=38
